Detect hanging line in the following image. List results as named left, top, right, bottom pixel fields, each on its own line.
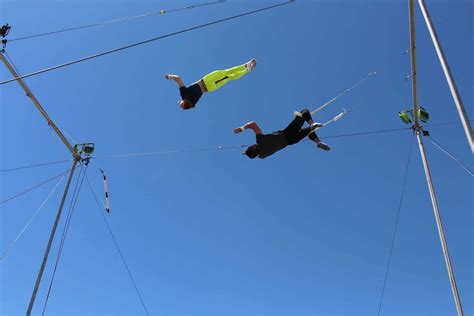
left=42, top=163, right=87, bottom=316
left=0, top=170, right=67, bottom=261
left=377, top=131, right=415, bottom=316
left=8, top=1, right=226, bottom=42
left=86, top=173, right=109, bottom=214
left=85, top=174, right=150, bottom=315
left=296, top=71, right=376, bottom=117
left=0, top=168, right=72, bottom=205
left=0, top=0, right=295, bottom=85
left=429, top=135, right=473, bottom=176
left=88, top=159, right=110, bottom=213
left=316, top=108, right=350, bottom=130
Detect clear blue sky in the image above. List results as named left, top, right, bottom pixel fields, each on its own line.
left=1, top=0, right=472, bottom=315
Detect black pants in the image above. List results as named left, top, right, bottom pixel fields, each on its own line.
left=282, top=109, right=318, bottom=145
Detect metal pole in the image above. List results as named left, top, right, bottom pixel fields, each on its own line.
left=408, top=0, right=420, bottom=126
left=418, top=0, right=473, bottom=153
left=408, top=2, right=464, bottom=315
left=416, top=131, right=464, bottom=316
left=0, top=52, right=80, bottom=159
left=26, top=160, right=79, bottom=316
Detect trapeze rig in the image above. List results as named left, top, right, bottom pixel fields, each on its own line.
left=404, top=1, right=463, bottom=315
left=0, top=24, right=95, bottom=315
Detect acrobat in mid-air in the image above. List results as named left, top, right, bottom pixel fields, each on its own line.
left=234, top=109, right=330, bottom=159
left=165, top=58, right=257, bottom=110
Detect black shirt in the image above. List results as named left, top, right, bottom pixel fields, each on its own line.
left=256, top=131, right=288, bottom=159
left=179, top=82, right=203, bottom=106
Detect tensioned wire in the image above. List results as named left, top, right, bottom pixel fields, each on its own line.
left=85, top=172, right=150, bottom=315
left=0, top=170, right=68, bottom=261
left=91, top=123, right=458, bottom=160
left=0, top=1, right=295, bottom=85
left=8, top=1, right=226, bottom=42
left=377, top=130, right=415, bottom=315
left=0, top=168, right=72, bottom=205
left=41, top=164, right=88, bottom=316
left=428, top=135, right=473, bottom=176
left=0, top=122, right=465, bottom=173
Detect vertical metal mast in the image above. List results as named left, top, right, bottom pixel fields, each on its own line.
left=407, top=1, right=463, bottom=315
left=26, top=160, right=78, bottom=316
left=417, top=0, right=473, bottom=153
left=0, top=51, right=82, bottom=315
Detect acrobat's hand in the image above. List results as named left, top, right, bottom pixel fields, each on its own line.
left=233, top=127, right=244, bottom=134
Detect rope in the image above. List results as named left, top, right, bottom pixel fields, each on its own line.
left=0, top=169, right=71, bottom=205
left=322, top=127, right=412, bottom=139
left=42, top=164, right=87, bottom=315
left=429, top=136, right=473, bottom=176
left=0, top=122, right=465, bottom=174
left=0, top=170, right=67, bottom=261
left=377, top=131, right=415, bottom=315
left=8, top=1, right=225, bottom=42
left=0, top=160, right=71, bottom=173
left=85, top=174, right=150, bottom=315
left=92, top=128, right=413, bottom=160
left=95, top=144, right=246, bottom=159
left=0, top=1, right=294, bottom=85
left=308, top=71, right=376, bottom=116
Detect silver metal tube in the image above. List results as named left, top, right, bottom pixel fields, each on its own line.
left=408, top=2, right=464, bottom=314
left=0, top=52, right=80, bottom=159
left=418, top=0, right=473, bottom=153
left=26, top=160, right=79, bottom=316
left=408, top=0, right=420, bottom=126
left=416, top=131, right=464, bottom=316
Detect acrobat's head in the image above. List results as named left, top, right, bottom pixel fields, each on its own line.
left=179, top=99, right=195, bottom=110
left=244, top=144, right=259, bottom=159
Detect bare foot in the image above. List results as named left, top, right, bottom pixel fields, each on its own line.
left=246, top=58, right=257, bottom=71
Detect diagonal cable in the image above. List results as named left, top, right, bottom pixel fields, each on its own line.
left=0, top=160, right=71, bottom=173
left=41, top=164, right=87, bottom=315
left=0, top=169, right=71, bottom=205
left=377, top=131, right=415, bottom=315
left=0, top=170, right=68, bottom=261
left=9, top=1, right=226, bottom=42
left=85, top=174, right=149, bottom=315
left=0, top=1, right=294, bottom=85
left=429, top=135, right=473, bottom=176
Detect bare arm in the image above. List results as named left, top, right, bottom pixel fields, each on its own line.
left=165, top=74, right=185, bottom=88
left=234, top=121, right=262, bottom=135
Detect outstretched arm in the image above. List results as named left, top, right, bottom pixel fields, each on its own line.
left=234, top=121, right=262, bottom=135
left=165, top=74, right=185, bottom=88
